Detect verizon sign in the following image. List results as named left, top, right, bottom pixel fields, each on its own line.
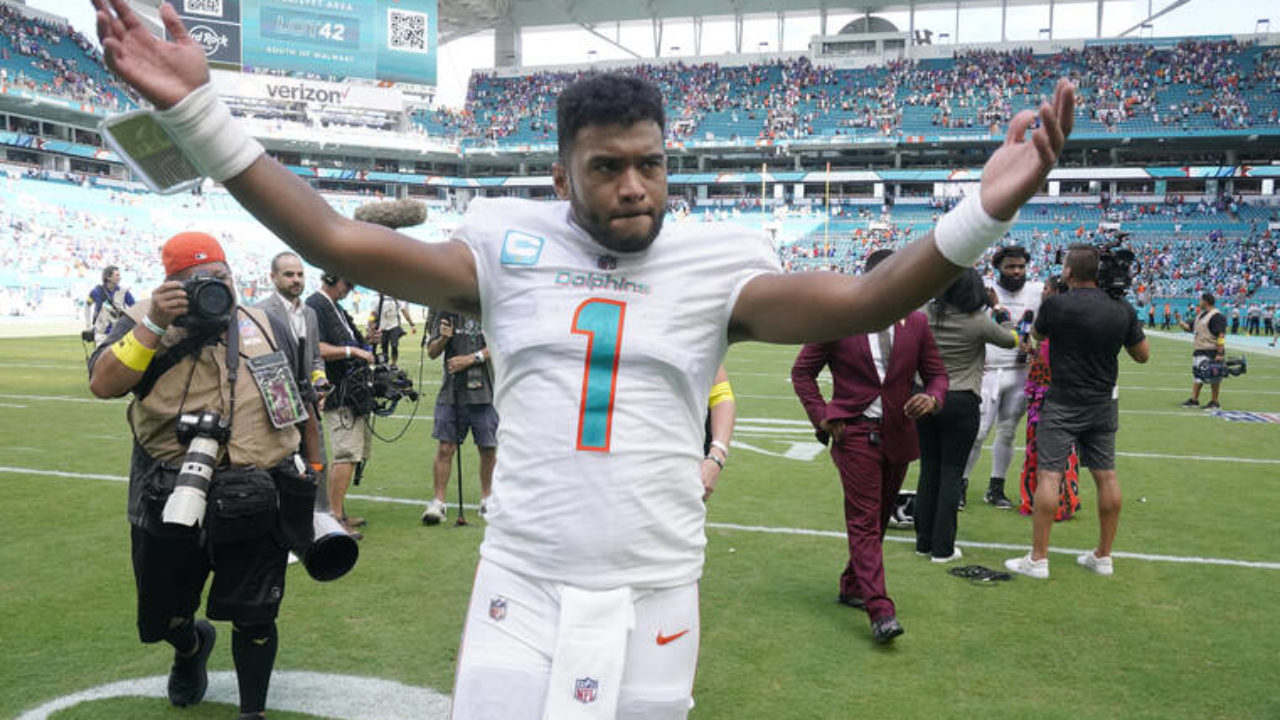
left=210, top=70, right=404, bottom=113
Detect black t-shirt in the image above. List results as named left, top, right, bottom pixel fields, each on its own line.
left=305, top=291, right=363, bottom=382
left=1035, top=288, right=1146, bottom=405
left=1206, top=311, right=1228, bottom=337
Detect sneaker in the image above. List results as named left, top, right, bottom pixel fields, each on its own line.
left=870, top=615, right=905, bottom=644
left=931, top=548, right=964, bottom=564
left=1204, top=401, right=1221, bottom=410
left=1004, top=552, right=1049, bottom=579
left=984, top=486, right=1013, bottom=509
left=420, top=498, right=447, bottom=526
left=1180, top=398, right=1200, bottom=408
left=479, top=497, right=490, bottom=517
left=1077, top=551, right=1114, bottom=576
left=168, top=619, right=216, bottom=707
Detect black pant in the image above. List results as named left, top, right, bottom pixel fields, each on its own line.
left=914, top=390, right=981, bottom=558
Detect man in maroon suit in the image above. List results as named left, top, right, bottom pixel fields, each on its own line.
left=791, top=249, right=949, bottom=644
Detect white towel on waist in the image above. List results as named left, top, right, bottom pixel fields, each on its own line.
left=541, top=585, right=634, bottom=720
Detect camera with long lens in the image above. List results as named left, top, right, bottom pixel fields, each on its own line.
left=1193, top=355, right=1248, bottom=383
left=173, top=274, right=234, bottom=330
left=340, top=362, right=420, bottom=417
left=162, top=410, right=230, bottom=527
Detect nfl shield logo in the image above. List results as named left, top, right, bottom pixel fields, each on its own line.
left=573, top=677, right=598, bottom=704
left=488, top=597, right=507, bottom=622
left=597, top=255, right=617, bottom=270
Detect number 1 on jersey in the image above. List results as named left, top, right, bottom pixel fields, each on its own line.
left=572, top=298, right=626, bottom=452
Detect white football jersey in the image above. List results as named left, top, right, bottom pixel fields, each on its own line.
left=985, top=279, right=1044, bottom=369
left=456, top=198, right=781, bottom=590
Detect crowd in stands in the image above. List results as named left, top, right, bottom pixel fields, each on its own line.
left=439, top=39, right=1280, bottom=145
left=0, top=3, right=137, bottom=111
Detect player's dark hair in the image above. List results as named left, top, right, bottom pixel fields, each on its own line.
left=102, top=265, right=118, bottom=284
left=864, top=249, right=895, bottom=272
left=992, top=245, right=1030, bottom=269
left=1065, top=243, right=1099, bottom=282
left=557, top=74, right=666, bottom=160
left=1201, top=292, right=1216, bottom=306
left=931, top=268, right=987, bottom=327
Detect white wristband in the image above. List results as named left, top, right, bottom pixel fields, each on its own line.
left=709, top=440, right=730, bottom=458
left=153, top=83, right=264, bottom=183
left=933, top=194, right=1018, bottom=267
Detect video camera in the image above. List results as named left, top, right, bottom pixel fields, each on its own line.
left=1054, top=235, right=1137, bottom=300
left=1193, top=355, right=1248, bottom=383
left=341, top=362, right=420, bottom=417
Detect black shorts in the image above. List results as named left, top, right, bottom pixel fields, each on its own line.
left=1037, top=399, right=1118, bottom=472
left=131, top=524, right=288, bottom=642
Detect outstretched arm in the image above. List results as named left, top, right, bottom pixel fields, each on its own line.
left=730, top=79, right=1075, bottom=344
left=93, top=0, right=479, bottom=312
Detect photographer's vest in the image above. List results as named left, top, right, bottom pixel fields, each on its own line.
left=124, top=300, right=301, bottom=467
left=1193, top=308, right=1223, bottom=352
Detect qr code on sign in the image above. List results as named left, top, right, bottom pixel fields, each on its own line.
left=388, top=9, right=430, bottom=54
left=182, top=0, right=222, bottom=17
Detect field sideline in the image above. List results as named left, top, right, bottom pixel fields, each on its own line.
left=2, top=332, right=1278, bottom=720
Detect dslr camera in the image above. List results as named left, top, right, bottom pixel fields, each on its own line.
left=1193, top=355, right=1248, bottom=383
left=162, top=410, right=230, bottom=527
left=174, top=274, right=235, bottom=330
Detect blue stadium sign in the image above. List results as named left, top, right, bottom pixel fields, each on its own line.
left=172, top=0, right=437, bottom=85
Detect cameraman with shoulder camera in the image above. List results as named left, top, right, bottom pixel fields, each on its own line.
left=88, top=232, right=321, bottom=720
left=84, top=265, right=136, bottom=345
left=1005, top=244, right=1149, bottom=580
left=1177, top=292, right=1227, bottom=410
left=306, top=274, right=376, bottom=538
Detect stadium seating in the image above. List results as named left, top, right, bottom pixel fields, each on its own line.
left=0, top=4, right=137, bottom=111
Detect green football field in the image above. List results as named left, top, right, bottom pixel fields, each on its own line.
left=2, top=331, right=1278, bottom=720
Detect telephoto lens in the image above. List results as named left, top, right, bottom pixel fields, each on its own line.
left=162, top=430, right=220, bottom=526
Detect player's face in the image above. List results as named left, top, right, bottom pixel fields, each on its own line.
left=271, top=255, right=306, bottom=300
left=555, top=120, right=668, bottom=253
left=106, top=270, right=120, bottom=288
left=997, top=257, right=1027, bottom=291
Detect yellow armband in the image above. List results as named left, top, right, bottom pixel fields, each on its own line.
left=709, top=380, right=735, bottom=408
left=311, top=369, right=328, bottom=385
left=110, top=330, right=157, bottom=372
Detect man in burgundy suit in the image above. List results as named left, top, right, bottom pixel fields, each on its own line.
left=791, top=249, right=949, bottom=644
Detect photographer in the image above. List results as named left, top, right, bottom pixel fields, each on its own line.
left=371, top=293, right=416, bottom=367
left=306, top=274, right=376, bottom=537
left=1005, top=244, right=1149, bottom=579
left=421, top=308, right=496, bottom=525
left=84, top=264, right=135, bottom=345
left=1178, top=293, right=1227, bottom=410
left=88, top=232, right=320, bottom=719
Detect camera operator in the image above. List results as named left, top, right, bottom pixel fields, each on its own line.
left=84, top=264, right=136, bottom=345
left=1005, top=244, right=1149, bottom=580
left=371, top=293, right=416, bottom=367
left=306, top=273, right=376, bottom=537
left=87, top=232, right=320, bottom=719
left=1177, top=292, right=1227, bottom=410
left=420, top=308, right=496, bottom=525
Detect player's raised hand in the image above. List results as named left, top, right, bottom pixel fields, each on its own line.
left=980, top=78, right=1076, bottom=221
left=93, top=0, right=209, bottom=110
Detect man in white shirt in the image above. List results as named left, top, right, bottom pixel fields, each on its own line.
left=94, top=7, right=1075, bottom=714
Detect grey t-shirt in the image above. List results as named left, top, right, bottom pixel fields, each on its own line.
left=925, top=306, right=1018, bottom=395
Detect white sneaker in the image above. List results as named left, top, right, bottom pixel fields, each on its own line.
left=931, top=548, right=963, bottom=564
left=420, top=499, right=447, bottom=526
left=1005, top=552, right=1049, bottom=579
left=1077, top=551, right=1114, bottom=576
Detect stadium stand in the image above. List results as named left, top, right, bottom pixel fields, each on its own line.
left=0, top=3, right=137, bottom=111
